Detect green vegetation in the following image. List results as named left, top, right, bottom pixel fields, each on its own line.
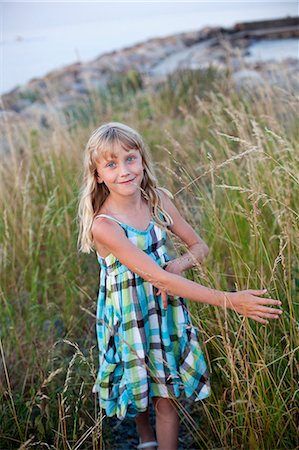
left=0, top=67, right=298, bottom=449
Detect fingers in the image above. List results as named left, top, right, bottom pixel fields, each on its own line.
left=242, top=289, right=282, bottom=306
left=255, top=311, right=281, bottom=319
left=156, top=288, right=168, bottom=308
left=256, top=306, right=283, bottom=315
left=257, top=298, right=282, bottom=306
left=228, top=290, right=283, bottom=323
left=248, top=315, right=269, bottom=324
left=161, top=291, right=168, bottom=309
left=247, top=309, right=283, bottom=323
left=248, top=303, right=283, bottom=320
left=247, top=290, right=282, bottom=306
left=246, top=291, right=281, bottom=306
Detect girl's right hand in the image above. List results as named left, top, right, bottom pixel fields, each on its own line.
left=160, top=290, right=168, bottom=309
left=226, top=289, right=283, bottom=324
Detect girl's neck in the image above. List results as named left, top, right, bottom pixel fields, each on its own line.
left=103, top=192, right=149, bottom=219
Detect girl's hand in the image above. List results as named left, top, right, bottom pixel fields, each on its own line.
left=226, top=289, right=283, bottom=324
left=157, top=261, right=184, bottom=308
left=158, top=290, right=168, bottom=309
left=163, top=259, right=184, bottom=277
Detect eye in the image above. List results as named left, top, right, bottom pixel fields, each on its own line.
left=106, top=161, right=116, bottom=168
left=127, top=155, right=136, bottom=162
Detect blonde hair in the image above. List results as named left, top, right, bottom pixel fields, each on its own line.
left=77, top=122, right=173, bottom=253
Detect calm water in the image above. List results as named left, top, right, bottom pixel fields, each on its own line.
left=1, top=2, right=298, bottom=94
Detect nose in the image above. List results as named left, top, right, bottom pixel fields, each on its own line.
left=119, top=162, right=130, bottom=178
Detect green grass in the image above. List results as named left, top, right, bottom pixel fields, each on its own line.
left=0, top=67, right=298, bottom=449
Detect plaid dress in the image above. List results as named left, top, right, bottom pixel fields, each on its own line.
left=92, top=213, right=210, bottom=420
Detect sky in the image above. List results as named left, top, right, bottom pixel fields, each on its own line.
left=3, top=1, right=298, bottom=35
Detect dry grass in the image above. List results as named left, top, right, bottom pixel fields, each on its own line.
left=0, top=66, right=298, bottom=449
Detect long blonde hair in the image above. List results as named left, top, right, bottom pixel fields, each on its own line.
left=77, top=122, right=173, bottom=253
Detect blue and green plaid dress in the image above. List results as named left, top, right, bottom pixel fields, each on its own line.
left=92, top=213, right=210, bottom=420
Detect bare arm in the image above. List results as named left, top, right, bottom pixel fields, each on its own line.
left=92, top=218, right=282, bottom=324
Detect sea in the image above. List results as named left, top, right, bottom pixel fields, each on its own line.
left=1, top=1, right=298, bottom=95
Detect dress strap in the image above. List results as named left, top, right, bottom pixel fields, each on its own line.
left=94, top=214, right=123, bottom=226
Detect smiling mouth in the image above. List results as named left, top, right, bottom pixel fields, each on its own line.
left=119, top=178, right=136, bottom=184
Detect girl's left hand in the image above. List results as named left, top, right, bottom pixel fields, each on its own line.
left=157, top=260, right=184, bottom=308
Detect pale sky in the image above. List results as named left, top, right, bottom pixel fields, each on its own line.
left=2, top=2, right=298, bottom=35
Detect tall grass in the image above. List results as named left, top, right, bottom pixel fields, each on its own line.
left=0, top=66, right=298, bottom=449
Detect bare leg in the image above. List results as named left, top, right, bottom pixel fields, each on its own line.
left=152, top=397, right=179, bottom=450
left=135, top=407, right=157, bottom=450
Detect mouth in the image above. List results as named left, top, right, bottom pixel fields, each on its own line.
left=119, top=178, right=136, bottom=184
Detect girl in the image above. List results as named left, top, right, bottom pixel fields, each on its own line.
left=77, top=122, right=282, bottom=450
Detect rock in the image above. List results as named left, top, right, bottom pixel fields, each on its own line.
left=0, top=109, right=21, bottom=122
left=22, top=102, right=53, bottom=128
left=150, top=38, right=221, bottom=77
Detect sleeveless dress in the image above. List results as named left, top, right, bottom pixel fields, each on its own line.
left=92, top=213, right=211, bottom=420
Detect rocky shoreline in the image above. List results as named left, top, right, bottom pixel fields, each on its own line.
left=0, top=16, right=298, bottom=147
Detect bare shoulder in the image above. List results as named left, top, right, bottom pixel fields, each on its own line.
left=92, top=216, right=125, bottom=245
left=92, top=216, right=126, bottom=257
left=156, top=187, right=183, bottom=223
left=156, top=187, right=175, bottom=212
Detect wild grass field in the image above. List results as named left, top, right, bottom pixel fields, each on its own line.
left=0, top=66, right=298, bottom=449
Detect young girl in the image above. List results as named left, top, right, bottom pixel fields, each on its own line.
left=77, top=122, right=282, bottom=450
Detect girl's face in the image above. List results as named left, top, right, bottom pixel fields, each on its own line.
left=95, top=144, right=144, bottom=197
